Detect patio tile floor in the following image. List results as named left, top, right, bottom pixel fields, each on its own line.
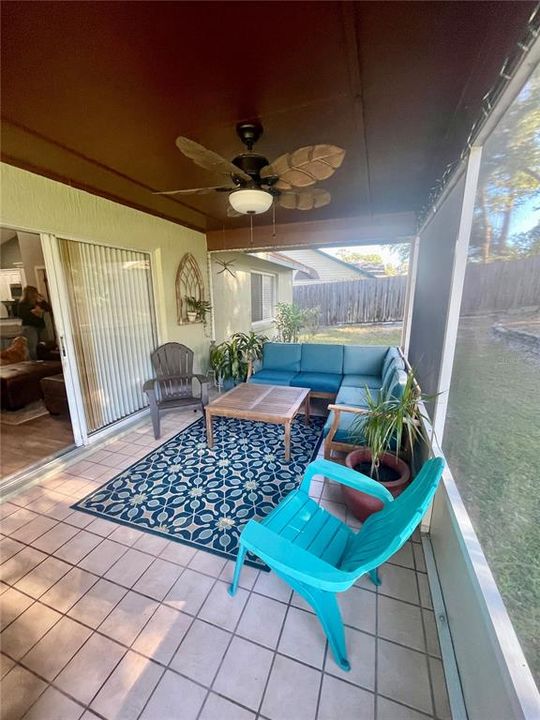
left=0, top=410, right=450, bottom=720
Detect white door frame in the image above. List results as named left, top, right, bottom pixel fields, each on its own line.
left=40, top=233, right=88, bottom=446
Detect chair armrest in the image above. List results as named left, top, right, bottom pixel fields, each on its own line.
left=193, top=374, right=210, bottom=385
left=327, top=404, right=369, bottom=415
left=300, top=458, right=394, bottom=505
left=240, top=520, right=351, bottom=592
left=143, top=378, right=157, bottom=394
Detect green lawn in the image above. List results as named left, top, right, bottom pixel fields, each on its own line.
left=300, top=323, right=402, bottom=346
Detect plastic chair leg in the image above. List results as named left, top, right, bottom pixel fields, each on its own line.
left=228, top=544, right=247, bottom=597
left=369, top=568, right=381, bottom=586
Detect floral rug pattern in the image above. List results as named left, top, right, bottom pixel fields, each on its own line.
left=73, top=414, right=324, bottom=568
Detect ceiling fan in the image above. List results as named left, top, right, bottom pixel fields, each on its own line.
left=154, top=122, right=345, bottom=216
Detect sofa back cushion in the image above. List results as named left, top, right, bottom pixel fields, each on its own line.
left=343, top=345, right=388, bottom=376
left=382, top=347, right=404, bottom=381
left=300, top=343, right=344, bottom=374
left=384, top=368, right=408, bottom=399
left=262, top=342, right=302, bottom=372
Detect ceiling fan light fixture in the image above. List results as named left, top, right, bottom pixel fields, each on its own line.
left=229, top=188, right=273, bottom=215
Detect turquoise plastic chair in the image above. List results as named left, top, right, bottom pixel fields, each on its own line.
left=229, top=456, right=444, bottom=671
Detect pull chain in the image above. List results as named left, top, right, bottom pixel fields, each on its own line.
left=272, top=203, right=276, bottom=238
left=250, top=213, right=254, bottom=245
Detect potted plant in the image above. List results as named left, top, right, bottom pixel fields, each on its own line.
left=210, top=331, right=267, bottom=390
left=185, top=296, right=212, bottom=323
left=344, top=371, right=430, bottom=521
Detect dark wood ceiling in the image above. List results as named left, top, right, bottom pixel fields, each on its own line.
left=1, top=1, right=534, bottom=232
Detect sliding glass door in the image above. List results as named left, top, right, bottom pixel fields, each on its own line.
left=57, top=239, right=157, bottom=433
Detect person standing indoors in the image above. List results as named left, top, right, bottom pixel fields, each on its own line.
left=17, top=285, right=51, bottom=360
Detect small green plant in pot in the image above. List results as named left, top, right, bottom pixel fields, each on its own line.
left=345, top=371, right=431, bottom=521
left=185, top=296, right=212, bottom=323
left=210, top=332, right=267, bottom=389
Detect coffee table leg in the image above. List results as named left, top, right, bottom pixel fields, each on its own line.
left=304, top=394, right=310, bottom=425
left=206, top=411, right=214, bottom=448
left=284, top=421, right=291, bottom=461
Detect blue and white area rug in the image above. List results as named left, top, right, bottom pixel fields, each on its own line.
left=73, top=415, right=325, bottom=569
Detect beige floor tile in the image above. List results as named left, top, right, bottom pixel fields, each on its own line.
left=0, top=546, right=47, bottom=585
left=133, top=533, right=169, bottom=556
left=377, top=696, right=431, bottom=720
left=199, top=693, right=255, bottom=720
left=1, top=508, right=38, bottom=534
left=23, top=685, right=85, bottom=720
left=132, top=605, right=191, bottom=665
left=164, top=568, right=214, bottom=615
left=378, top=564, right=419, bottom=605
left=55, top=633, right=126, bottom=706
left=78, top=539, right=128, bottom=575
left=387, top=542, right=415, bottom=569
left=0, top=587, right=34, bottom=630
left=0, top=537, right=26, bottom=563
left=0, top=653, right=15, bottom=679
left=43, top=500, right=75, bottom=522
left=219, top=559, right=259, bottom=590
left=0, top=664, right=47, bottom=719
left=278, top=606, right=326, bottom=668
left=15, top=556, right=71, bottom=599
left=429, top=656, right=451, bottom=719
left=10, top=515, right=58, bottom=544
left=1, top=601, right=61, bottom=659
left=188, top=549, right=227, bottom=576
left=159, top=540, right=197, bottom=566
left=41, top=567, right=98, bottom=613
left=236, top=592, right=287, bottom=649
left=84, top=517, right=116, bottom=537
left=104, top=548, right=154, bottom=587
left=417, top=573, right=433, bottom=610
left=64, top=511, right=94, bottom=529
left=108, top=525, right=144, bottom=547
left=214, top=636, right=273, bottom=710
left=90, top=650, right=163, bottom=720
left=132, top=558, right=183, bottom=601
left=139, top=670, right=206, bottom=720
left=99, top=590, right=158, bottom=646
left=253, top=569, right=292, bottom=603
left=67, top=578, right=126, bottom=627
left=318, top=674, right=374, bottom=720
left=260, top=654, right=321, bottom=720
left=378, top=595, right=424, bottom=652
left=198, top=579, right=248, bottom=631
left=32, top=523, right=80, bottom=554
left=23, top=615, right=92, bottom=681
left=423, top=609, right=441, bottom=657
left=413, top=543, right=427, bottom=573
left=325, top=626, right=376, bottom=690
left=339, top=586, right=377, bottom=634
left=169, top=618, right=230, bottom=685
left=54, top=530, right=103, bottom=565
left=377, top=639, right=432, bottom=715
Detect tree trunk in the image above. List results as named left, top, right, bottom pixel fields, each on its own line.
left=496, top=196, right=515, bottom=256
left=479, top=188, right=493, bottom=262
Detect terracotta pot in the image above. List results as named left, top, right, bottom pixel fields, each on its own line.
left=343, top=448, right=411, bottom=522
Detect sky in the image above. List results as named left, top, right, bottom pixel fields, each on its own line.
left=322, top=243, right=408, bottom=264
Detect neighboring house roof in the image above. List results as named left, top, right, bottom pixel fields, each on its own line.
left=268, top=249, right=374, bottom=283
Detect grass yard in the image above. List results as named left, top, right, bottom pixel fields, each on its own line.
left=300, top=323, right=402, bottom=346
left=443, top=316, right=540, bottom=682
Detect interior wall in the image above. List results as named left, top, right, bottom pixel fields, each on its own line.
left=407, top=174, right=467, bottom=404
left=211, top=252, right=293, bottom=343
left=0, top=236, right=22, bottom=268
left=0, top=163, right=210, bottom=370
left=17, top=231, right=44, bottom=288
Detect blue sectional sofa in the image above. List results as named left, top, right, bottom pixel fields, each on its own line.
left=248, top=342, right=407, bottom=458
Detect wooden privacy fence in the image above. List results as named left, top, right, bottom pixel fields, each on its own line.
left=460, top=255, right=540, bottom=316
left=293, top=276, right=407, bottom=325
left=293, top=255, right=540, bottom=325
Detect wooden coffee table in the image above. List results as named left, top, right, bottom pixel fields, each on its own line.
left=205, top=383, right=310, bottom=461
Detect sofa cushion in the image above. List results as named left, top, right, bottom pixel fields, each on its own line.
left=336, top=385, right=379, bottom=407
left=249, top=369, right=296, bottom=386
left=382, top=347, right=404, bottom=380
left=340, top=373, right=381, bottom=389
left=291, top=372, right=342, bottom=394
left=300, top=344, right=344, bottom=374
left=262, top=342, right=302, bottom=372
left=384, top=368, right=408, bottom=399
left=343, top=345, right=388, bottom=376
left=323, top=408, right=368, bottom=443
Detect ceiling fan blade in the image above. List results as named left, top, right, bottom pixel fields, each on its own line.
left=261, top=145, right=345, bottom=189
left=152, top=185, right=234, bottom=196
left=278, top=188, right=331, bottom=211
left=176, top=136, right=251, bottom=182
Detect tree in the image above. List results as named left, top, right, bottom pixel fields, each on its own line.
left=335, top=250, right=384, bottom=265
left=469, top=66, right=540, bottom=262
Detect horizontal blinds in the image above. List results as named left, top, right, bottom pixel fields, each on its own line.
left=58, top=239, right=157, bottom=433
left=251, top=274, right=262, bottom=322
left=262, top=275, right=274, bottom=319
left=251, top=273, right=274, bottom=322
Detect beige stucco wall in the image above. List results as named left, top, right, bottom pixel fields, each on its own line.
left=0, top=163, right=210, bottom=370
left=210, top=252, right=293, bottom=343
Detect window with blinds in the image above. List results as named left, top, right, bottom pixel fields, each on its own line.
left=58, top=239, right=157, bottom=433
left=251, top=273, right=275, bottom=322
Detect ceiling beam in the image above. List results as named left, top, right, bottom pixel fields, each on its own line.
left=206, top=212, right=417, bottom=252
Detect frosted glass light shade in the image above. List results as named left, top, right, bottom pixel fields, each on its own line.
left=229, top=189, right=273, bottom=215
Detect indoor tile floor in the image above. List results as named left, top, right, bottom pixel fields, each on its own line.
left=0, top=410, right=451, bottom=720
